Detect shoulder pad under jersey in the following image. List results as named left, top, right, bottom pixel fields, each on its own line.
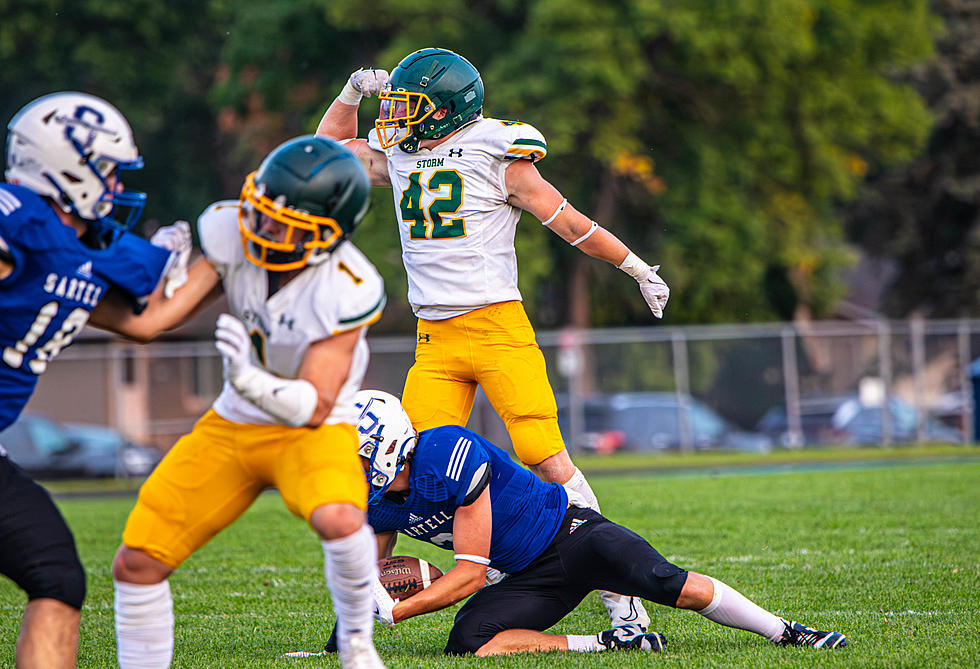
left=413, top=426, right=491, bottom=506
left=331, top=243, right=386, bottom=334
left=482, top=118, right=548, bottom=162
left=197, top=200, right=243, bottom=278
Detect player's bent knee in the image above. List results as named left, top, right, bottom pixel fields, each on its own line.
left=112, top=545, right=173, bottom=584
left=443, top=617, right=490, bottom=655
left=311, top=503, right=365, bottom=540
left=21, top=553, right=86, bottom=611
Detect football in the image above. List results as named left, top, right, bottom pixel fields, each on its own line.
left=377, top=555, right=444, bottom=600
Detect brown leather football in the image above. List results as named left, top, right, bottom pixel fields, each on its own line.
left=377, top=555, right=444, bottom=599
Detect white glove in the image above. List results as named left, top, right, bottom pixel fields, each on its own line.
left=371, top=577, right=398, bottom=626
left=618, top=252, right=670, bottom=319
left=214, top=313, right=252, bottom=384
left=339, top=68, right=390, bottom=105
left=638, top=265, right=670, bottom=319
left=151, top=220, right=192, bottom=298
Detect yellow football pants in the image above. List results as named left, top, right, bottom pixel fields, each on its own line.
left=122, top=409, right=367, bottom=569
left=402, top=300, right=565, bottom=466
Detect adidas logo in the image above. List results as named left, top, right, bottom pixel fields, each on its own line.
left=77, top=261, right=93, bottom=278
left=408, top=513, right=423, bottom=524
left=569, top=518, right=587, bottom=534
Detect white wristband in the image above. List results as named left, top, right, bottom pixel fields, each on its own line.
left=570, top=221, right=599, bottom=247
left=540, top=198, right=567, bottom=226
left=454, top=553, right=491, bottom=566
left=232, top=365, right=318, bottom=427
left=337, top=81, right=362, bottom=106
left=617, top=251, right=651, bottom=280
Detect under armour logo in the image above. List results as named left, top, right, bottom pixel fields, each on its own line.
left=279, top=314, right=294, bottom=329
left=447, top=148, right=463, bottom=157
left=417, top=333, right=430, bottom=343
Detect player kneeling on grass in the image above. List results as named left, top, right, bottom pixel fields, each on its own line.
left=318, top=390, right=847, bottom=656
left=108, top=136, right=388, bottom=669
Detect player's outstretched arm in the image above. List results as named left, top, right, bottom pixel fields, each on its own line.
left=90, top=257, right=223, bottom=342
left=390, top=487, right=492, bottom=623
left=505, top=159, right=670, bottom=318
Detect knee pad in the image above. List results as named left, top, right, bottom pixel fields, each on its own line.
left=21, top=552, right=87, bottom=610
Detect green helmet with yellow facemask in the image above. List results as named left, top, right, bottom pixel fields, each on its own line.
left=375, top=48, right=484, bottom=154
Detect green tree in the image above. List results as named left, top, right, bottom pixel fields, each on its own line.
left=1, top=0, right=230, bottom=232
left=2, top=0, right=941, bottom=332
left=488, top=0, right=937, bottom=325
left=844, top=0, right=980, bottom=317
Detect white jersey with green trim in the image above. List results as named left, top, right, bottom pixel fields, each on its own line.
left=198, top=200, right=386, bottom=425
left=367, top=116, right=547, bottom=320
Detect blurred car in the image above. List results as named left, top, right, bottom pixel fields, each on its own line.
left=0, top=413, right=160, bottom=479
left=756, top=394, right=963, bottom=446
left=61, top=422, right=161, bottom=477
left=559, top=392, right=773, bottom=453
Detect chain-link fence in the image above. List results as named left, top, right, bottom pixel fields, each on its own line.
left=22, top=318, right=980, bottom=455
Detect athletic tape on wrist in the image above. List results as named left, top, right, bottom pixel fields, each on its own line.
left=337, top=81, right=362, bottom=106
left=454, top=554, right=491, bottom=566
left=570, top=221, right=599, bottom=247
left=540, top=198, right=567, bottom=226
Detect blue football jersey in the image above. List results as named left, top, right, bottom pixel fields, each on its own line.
left=0, top=184, right=170, bottom=429
left=367, top=425, right=568, bottom=573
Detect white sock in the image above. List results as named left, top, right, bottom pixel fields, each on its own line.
left=566, top=634, right=602, bottom=652
left=114, top=580, right=174, bottom=669
left=697, top=577, right=785, bottom=641
left=322, top=524, right=376, bottom=646
left=562, top=467, right=600, bottom=512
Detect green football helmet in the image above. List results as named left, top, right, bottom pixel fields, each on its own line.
left=239, top=135, right=370, bottom=271
left=376, top=48, right=484, bottom=153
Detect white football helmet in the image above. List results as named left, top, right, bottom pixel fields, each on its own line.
left=354, top=390, right=418, bottom=503
left=5, top=92, right=146, bottom=242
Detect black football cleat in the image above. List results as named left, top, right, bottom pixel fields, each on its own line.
left=776, top=618, right=847, bottom=649
left=597, top=626, right=666, bottom=652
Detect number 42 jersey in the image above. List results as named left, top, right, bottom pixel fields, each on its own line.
left=368, top=117, right=548, bottom=320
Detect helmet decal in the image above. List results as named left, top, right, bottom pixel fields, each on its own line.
left=353, top=390, right=418, bottom=504
left=5, top=92, right=146, bottom=246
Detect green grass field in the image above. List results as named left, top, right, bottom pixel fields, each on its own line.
left=2, top=450, right=978, bottom=668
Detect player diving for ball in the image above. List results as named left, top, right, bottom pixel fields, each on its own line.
left=316, top=46, right=668, bottom=637
left=98, top=136, right=389, bottom=669
left=317, top=390, right=848, bottom=657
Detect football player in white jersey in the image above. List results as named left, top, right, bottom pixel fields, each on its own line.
left=316, top=47, right=668, bottom=637
left=98, top=136, right=388, bottom=669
